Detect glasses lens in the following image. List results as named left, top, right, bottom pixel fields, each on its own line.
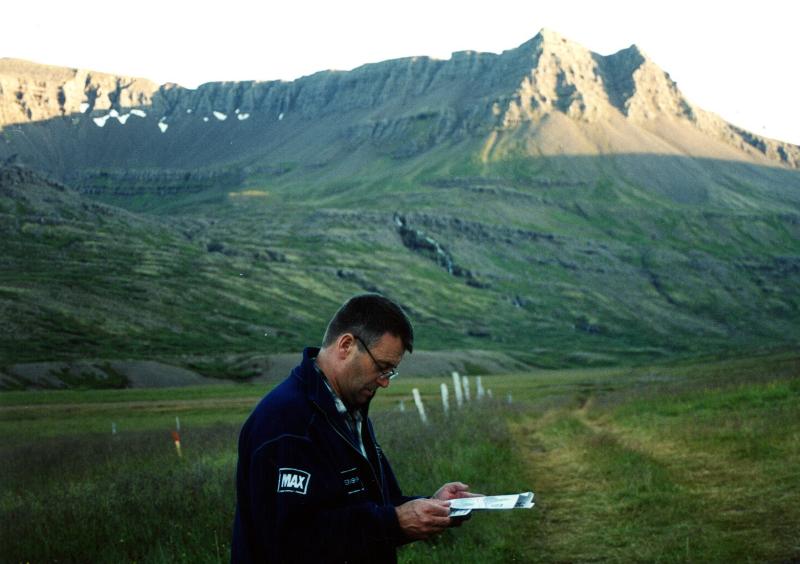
left=355, top=335, right=398, bottom=381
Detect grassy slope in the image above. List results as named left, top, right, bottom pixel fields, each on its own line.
left=172, top=144, right=800, bottom=361
left=2, top=130, right=800, bottom=369
left=0, top=168, right=340, bottom=363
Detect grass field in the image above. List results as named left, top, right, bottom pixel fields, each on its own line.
left=1, top=352, right=798, bottom=562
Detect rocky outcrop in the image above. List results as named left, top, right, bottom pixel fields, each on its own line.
left=0, top=162, right=65, bottom=192
left=395, top=213, right=460, bottom=274
left=398, top=210, right=558, bottom=246
left=68, top=167, right=244, bottom=196
left=393, top=213, right=489, bottom=288
left=0, top=58, right=158, bottom=124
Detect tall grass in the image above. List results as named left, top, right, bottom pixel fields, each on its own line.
left=2, top=355, right=798, bottom=562
left=0, top=397, right=526, bottom=563
left=1, top=426, right=239, bottom=563
left=516, top=374, right=800, bottom=562
left=376, top=403, right=535, bottom=563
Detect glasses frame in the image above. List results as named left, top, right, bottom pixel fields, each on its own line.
left=353, top=334, right=399, bottom=381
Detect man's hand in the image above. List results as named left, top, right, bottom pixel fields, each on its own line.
left=432, top=482, right=483, bottom=501
left=395, top=499, right=452, bottom=540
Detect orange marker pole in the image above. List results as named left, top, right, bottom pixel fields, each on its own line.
left=171, top=430, right=182, bottom=458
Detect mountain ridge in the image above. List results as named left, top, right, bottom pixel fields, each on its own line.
left=2, top=29, right=798, bottom=172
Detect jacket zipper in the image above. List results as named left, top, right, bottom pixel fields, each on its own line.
left=312, top=402, right=386, bottom=505
left=365, top=421, right=387, bottom=501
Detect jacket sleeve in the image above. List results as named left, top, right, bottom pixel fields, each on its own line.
left=247, top=433, right=405, bottom=562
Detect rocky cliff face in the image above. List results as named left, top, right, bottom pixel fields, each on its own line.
left=1, top=29, right=798, bottom=171
left=0, top=59, right=158, bottom=124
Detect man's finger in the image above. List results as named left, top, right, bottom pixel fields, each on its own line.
left=456, top=491, right=484, bottom=498
left=415, top=501, right=452, bottom=532
left=426, top=500, right=451, bottom=515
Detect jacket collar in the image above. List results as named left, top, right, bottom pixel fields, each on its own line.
left=295, top=347, right=351, bottom=423
left=295, top=346, right=371, bottom=422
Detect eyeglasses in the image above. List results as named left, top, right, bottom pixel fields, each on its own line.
left=353, top=335, right=399, bottom=381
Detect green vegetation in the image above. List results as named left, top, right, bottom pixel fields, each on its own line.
left=516, top=366, right=800, bottom=561
left=3, top=147, right=800, bottom=368
left=4, top=56, right=799, bottom=561
left=2, top=353, right=798, bottom=562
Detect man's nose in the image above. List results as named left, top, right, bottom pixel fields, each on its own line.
left=376, top=376, right=391, bottom=388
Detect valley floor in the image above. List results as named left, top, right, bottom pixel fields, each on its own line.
left=1, top=352, right=798, bottom=562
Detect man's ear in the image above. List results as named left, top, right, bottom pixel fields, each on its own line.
left=335, top=333, right=356, bottom=360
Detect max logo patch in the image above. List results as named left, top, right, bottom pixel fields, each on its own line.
left=277, top=468, right=310, bottom=495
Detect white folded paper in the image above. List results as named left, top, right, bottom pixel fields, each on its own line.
left=449, top=492, right=535, bottom=517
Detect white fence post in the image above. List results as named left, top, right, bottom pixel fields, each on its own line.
left=440, top=383, right=449, bottom=415
left=399, top=400, right=406, bottom=412
left=462, top=375, right=470, bottom=403
left=412, top=388, right=428, bottom=424
left=452, top=372, right=463, bottom=408
left=476, top=376, right=485, bottom=400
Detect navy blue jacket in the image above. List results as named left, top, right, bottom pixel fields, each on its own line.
left=232, top=348, right=416, bottom=563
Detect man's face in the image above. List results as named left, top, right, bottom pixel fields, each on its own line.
left=339, top=332, right=404, bottom=410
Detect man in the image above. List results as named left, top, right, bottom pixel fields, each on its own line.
left=232, top=294, right=477, bottom=563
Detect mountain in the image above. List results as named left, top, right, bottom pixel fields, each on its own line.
left=1, top=29, right=799, bottom=380
left=2, top=29, right=799, bottom=175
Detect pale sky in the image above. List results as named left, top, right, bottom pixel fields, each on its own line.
left=4, top=0, right=799, bottom=144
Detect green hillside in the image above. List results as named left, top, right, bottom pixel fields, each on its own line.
left=3, top=33, right=800, bottom=377
left=2, top=141, right=799, bottom=371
